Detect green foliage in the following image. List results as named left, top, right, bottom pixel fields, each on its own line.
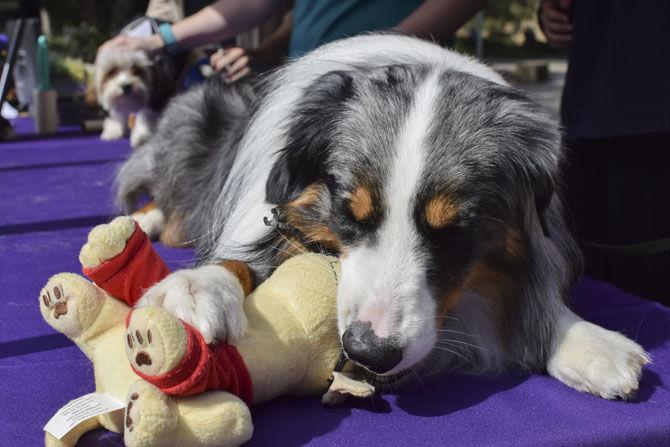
left=49, top=23, right=102, bottom=63
left=42, top=0, right=149, bottom=62
left=484, top=0, right=541, bottom=41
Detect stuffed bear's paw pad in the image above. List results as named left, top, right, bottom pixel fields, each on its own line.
left=39, top=273, right=103, bottom=337
left=548, top=320, right=651, bottom=400
left=79, top=216, right=135, bottom=269
left=124, top=380, right=177, bottom=447
left=126, top=306, right=188, bottom=377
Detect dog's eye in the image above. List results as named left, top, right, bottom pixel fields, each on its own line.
left=131, top=66, right=146, bottom=78
left=106, top=68, right=118, bottom=78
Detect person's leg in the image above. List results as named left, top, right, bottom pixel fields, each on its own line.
left=564, top=134, right=670, bottom=304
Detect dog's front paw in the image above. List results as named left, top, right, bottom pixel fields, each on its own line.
left=79, top=216, right=135, bottom=269
left=137, top=265, right=247, bottom=343
left=100, top=118, right=125, bottom=140
left=129, top=125, right=151, bottom=148
left=548, top=317, right=650, bottom=400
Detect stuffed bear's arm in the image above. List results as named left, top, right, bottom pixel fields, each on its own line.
left=82, top=219, right=170, bottom=306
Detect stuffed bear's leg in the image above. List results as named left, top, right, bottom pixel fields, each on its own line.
left=45, top=415, right=103, bottom=447
left=124, top=306, right=253, bottom=402
left=80, top=216, right=170, bottom=305
left=124, top=380, right=252, bottom=447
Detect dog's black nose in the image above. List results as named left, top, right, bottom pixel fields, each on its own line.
left=121, top=83, right=132, bottom=94
left=342, top=320, right=402, bottom=374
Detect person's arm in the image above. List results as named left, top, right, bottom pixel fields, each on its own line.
left=210, top=12, right=292, bottom=82
left=538, top=0, right=572, bottom=48
left=98, top=0, right=284, bottom=57
left=395, top=0, right=487, bottom=45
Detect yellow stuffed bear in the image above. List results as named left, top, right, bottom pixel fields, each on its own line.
left=40, top=217, right=371, bottom=447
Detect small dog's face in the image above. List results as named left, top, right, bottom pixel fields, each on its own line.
left=95, top=50, right=152, bottom=115
left=268, top=65, right=559, bottom=377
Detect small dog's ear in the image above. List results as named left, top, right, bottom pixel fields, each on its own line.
left=84, top=82, right=98, bottom=108
left=266, top=70, right=354, bottom=204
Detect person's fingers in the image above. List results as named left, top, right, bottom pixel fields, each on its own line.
left=544, top=19, right=572, bottom=35
left=558, top=0, right=572, bottom=10
left=212, top=56, right=228, bottom=73
left=226, top=56, right=250, bottom=76
left=218, top=47, right=246, bottom=68
left=226, top=67, right=251, bottom=83
left=210, top=49, right=225, bottom=67
left=211, top=47, right=250, bottom=73
left=545, top=30, right=571, bottom=48
left=541, top=0, right=571, bottom=23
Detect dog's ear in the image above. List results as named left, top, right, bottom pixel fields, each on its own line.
left=533, top=170, right=555, bottom=235
left=84, top=82, right=98, bottom=108
left=492, top=87, right=561, bottom=235
left=266, top=70, right=354, bottom=204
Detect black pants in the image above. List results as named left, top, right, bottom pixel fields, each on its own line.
left=563, top=133, right=670, bottom=305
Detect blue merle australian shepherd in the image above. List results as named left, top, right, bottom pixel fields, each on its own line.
left=117, top=34, right=649, bottom=399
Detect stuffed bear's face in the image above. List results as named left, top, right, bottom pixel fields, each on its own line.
left=125, top=307, right=187, bottom=376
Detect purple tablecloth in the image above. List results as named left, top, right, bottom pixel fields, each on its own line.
left=1, top=118, right=669, bottom=446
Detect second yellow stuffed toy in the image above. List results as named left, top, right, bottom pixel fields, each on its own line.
left=40, top=217, right=369, bottom=447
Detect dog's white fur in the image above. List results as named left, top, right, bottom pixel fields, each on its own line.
left=95, top=50, right=156, bottom=147
left=142, top=34, right=649, bottom=399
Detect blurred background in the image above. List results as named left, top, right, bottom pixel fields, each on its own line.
left=0, top=0, right=565, bottom=120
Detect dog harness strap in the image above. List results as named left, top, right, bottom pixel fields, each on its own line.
left=130, top=319, right=254, bottom=405
left=83, top=222, right=170, bottom=305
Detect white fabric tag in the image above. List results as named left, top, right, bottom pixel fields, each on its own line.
left=44, top=393, right=126, bottom=440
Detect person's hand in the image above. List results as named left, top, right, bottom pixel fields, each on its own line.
left=210, top=47, right=253, bottom=83
left=538, top=0, right=572, bottom=48
left=97, top=34, right=164, bottom=60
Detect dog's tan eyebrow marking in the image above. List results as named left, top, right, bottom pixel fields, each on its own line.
left=349, top=186, right=374, bottom=222
left=425, top=195, right=458, bottom=229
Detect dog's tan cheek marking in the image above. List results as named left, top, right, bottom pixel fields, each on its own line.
left=426, top=195, right=458, bottom=229
left=466, top=261, right=519, bottom=341
left=302, top=226, right=343, bottom=252
left=218, top=260, right=255, bottom=296
left=436, top=289, right=461, bottom=325
left=349, top=186, right=374, bottom=222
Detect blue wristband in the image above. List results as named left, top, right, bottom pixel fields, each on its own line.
left=158, top=23, right=179, bottom=55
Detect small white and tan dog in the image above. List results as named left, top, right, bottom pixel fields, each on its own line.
left=94, top=49, right=173, bottom=147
